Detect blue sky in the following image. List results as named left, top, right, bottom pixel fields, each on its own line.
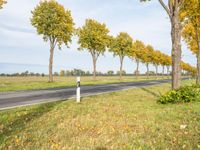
left=0, top=0, right=196, bottom=74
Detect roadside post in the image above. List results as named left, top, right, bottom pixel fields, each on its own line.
left=76, top=76, right=81, bottom=103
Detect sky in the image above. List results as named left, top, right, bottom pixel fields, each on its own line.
left=0, top=0, right=196, bottom=74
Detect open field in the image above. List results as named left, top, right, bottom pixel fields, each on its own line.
left=0, top=80, right=200, bottom=149
left=0, top=76, right=172, bottom=92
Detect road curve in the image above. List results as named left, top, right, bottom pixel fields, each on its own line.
left=0, top=79, right=174, bottom=110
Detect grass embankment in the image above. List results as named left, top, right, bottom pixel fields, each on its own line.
left=0, top=80, right=199, bottom=149
left=0, top=76, right=171, bottom=92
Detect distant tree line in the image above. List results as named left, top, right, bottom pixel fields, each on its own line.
left=0, top=71, right=45, bottom=77
left=55, top=68, right=191, bottom=77
left=0, top=67, right=193, bottom=77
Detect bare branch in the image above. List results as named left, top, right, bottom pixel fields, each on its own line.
left=158, top=0, right=172, bottom=19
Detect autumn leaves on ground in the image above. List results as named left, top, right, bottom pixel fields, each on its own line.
left=0, top=80, right=200, bottom=149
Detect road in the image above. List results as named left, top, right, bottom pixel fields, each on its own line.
left=0, top=79, right=173, bottom=110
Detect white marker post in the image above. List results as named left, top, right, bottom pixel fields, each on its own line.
left=76, top=76, right=81, bottom=103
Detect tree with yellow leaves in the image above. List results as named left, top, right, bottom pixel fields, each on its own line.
left=109, top=32, right=133, bottom=80
left=151, top=50, right=162, bottom=77
left=181, top=61, right=196, bottom=76
left=77, top=19, right=110, bottom=80
left=144, top=45, right=154, bottom=78
left=165, top=55, right=172, bottom=75
left=31, top=0, right=74, bottom=82
left=141, top=0, right=185, bottom=89
left=181, top=0, right=200, bottom=84
left=0, top=0, right=6, bottom=9
left=160, top=54, right=170, bottom=77
left=130, top=40, right=146, bottom=78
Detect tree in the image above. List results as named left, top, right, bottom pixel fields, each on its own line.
left=117, top=70, right=126, bottom=75
left=72, top=69, right=86, bottom=76
left=66, top=70, right=71, bottom=76
left=141, top=0, right=185, bottom=89
left=0, top=0, right=6, bottom=9
left=144, top=45, right=154, bottom=78
left=181, top=0, right=200, bottom=84
left=152, top=50, right=162, bottom=77
left=165, top=55, right=172, bottom=75
left=109, top=32, right=133, bottom=80
left=130, top=40, right=146, bottom=78
left=77, top=19, right=110, bottom=80
left=54, top=72, right=59, bottom=76
left=60, top=70, right=65, bottom=76
left=181, top=61, right=197, bottom=76
left=31, top=0, right=74, bottom=82
left=86, top=71, right=91, bottom=76
left=107, top=70, right=114, bottom=76
left=160, top=54, right=169, bottom=77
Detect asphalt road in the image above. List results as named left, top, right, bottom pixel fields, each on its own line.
left=0, top=79, right=174, bottom=110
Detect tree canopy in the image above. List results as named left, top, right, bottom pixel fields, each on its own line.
left=77, top=19, right=110, bottom=54
left=109, top=32, right=133, bottom=58
left=31, top=0, right=74, bottom=82
left=130, top=40, right=146, bottom=61
left=181, top=0, right=200, bottom=55
left=0, top=0, right=6, bottom=9
left=181, top=0, right=200, bottom=83
left=77, top=19, right=110, bottom=79
left=31, top=0, right=74, bottom=49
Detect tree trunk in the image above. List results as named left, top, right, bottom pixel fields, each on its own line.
left=171, top=10, right=182, bottom=89
left=158, top=0, right=182, bottom=89
left=195, top=27, right=200, bottom=84
left=49, top=41, right=55, bottom=82
left=92, top=56, right=97, bottom=80
left=155, top=64, right=158, bottom=78
left=167, top=66, right=170, bottom=78
left=136, top=59, right=140, bottom=79
left=162, top=65, right=165, bottom=78
left=119, top=56, right=124, bottom=80
left=146, top=63, right=149, bottom=78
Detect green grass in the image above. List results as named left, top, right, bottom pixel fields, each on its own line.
left=0, top=76, right=171, bottom=92
left=0, top=80, right=200, bottom=149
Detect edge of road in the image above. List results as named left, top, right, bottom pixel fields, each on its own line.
left=0, top=78, right=190, bottom=111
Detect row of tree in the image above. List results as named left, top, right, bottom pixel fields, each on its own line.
left=130, top=40, right=196, bottom=78
left=59, top=69, right=126, bottom=76
left=1, top=0, right=198, bottom=89
left=30, top=1, right=195, bottom=83
left=0, top=71, right=45, bottom=77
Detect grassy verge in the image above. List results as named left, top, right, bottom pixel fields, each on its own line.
left=0, top=80, right=199, bottom=149
left=0, top=76, right=171, bottom=92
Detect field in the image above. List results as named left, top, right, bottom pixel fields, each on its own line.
left=0, top=76, right=171, bottom=92
left=0, top=80, right=200, bottom=149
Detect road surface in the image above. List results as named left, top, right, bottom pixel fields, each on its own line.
left=0, top=79, right=174, bottom=110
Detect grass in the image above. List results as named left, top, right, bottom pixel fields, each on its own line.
left=0, top=80, right=200, bottom=149
left=0, top=76, right=171, bottom=92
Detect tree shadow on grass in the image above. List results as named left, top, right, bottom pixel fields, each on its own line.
left=140, top=87, right=160, bottom=98
left=0, top=101, right=63, bottom=146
